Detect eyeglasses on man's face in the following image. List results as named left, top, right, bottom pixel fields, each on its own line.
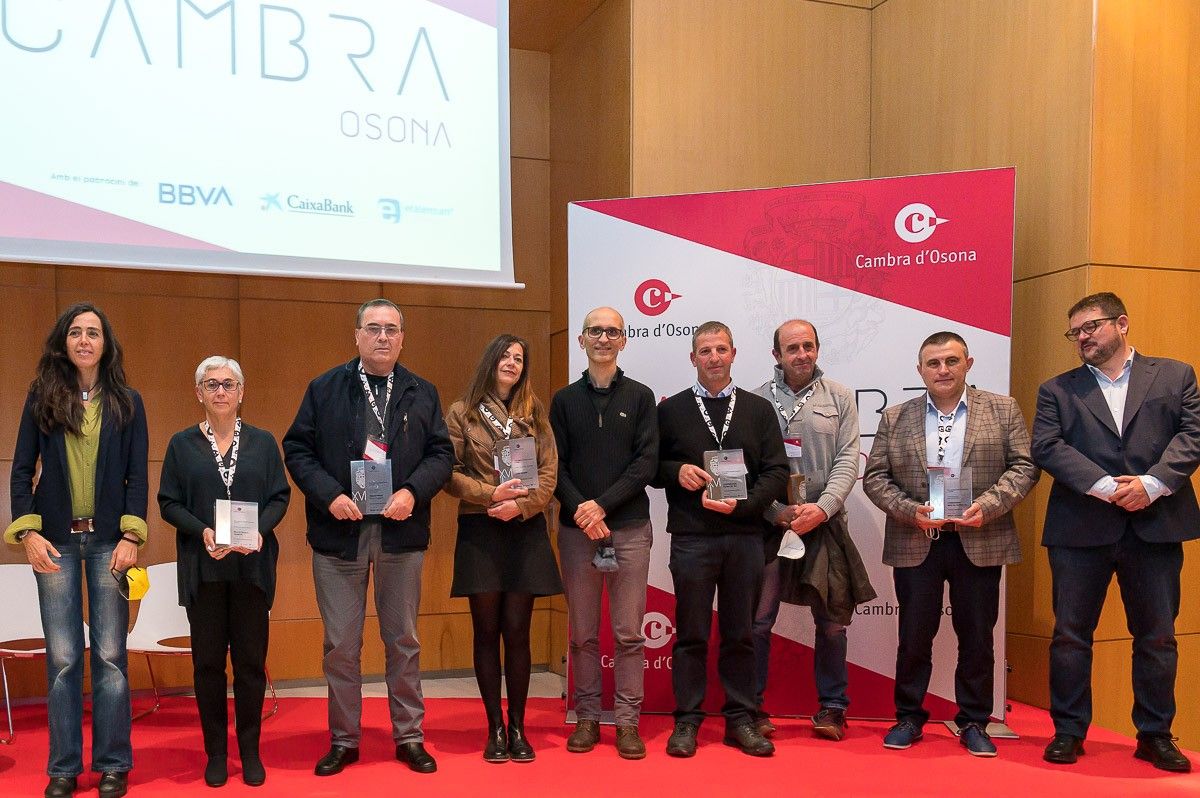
left=359, top=324, right=402, bottom=339
left=583, top=326, right=625, bottom=340
left=1063, top=316, right=1118, bottom=341
left=199, top=379, right=240, bottom=393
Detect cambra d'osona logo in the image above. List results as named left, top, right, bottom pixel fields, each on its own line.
left=641, top=612, right=675, bottom=649
left=894, top=203, right=948, bottom=243
left=633, top=278, right=682, bottom=316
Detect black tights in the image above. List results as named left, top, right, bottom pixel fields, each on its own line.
left=468, top=591, right=535, bottom=729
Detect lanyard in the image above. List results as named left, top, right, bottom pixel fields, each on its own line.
left=358, top=365, right=393, bottom=432
left=479, top=401, right=515, bottom=440
left=936, top=411, right=955, bottom=463
left=694, top=388, right=736, bottom=448
left=770, top=382, right=816, bottom=429
left=202, top=417, right=242, bottom=500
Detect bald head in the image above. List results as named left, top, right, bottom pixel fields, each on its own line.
left=579, top=306, right=627, bottom=369
left=582, top=306, right=625, bottom=332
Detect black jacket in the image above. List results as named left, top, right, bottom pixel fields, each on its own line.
left=11, top=389, right=148, bottom=545
left=283, top=358, right=453, bottom=559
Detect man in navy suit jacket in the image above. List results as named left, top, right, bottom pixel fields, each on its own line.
left=1033, top=292, right=1200, bottom=773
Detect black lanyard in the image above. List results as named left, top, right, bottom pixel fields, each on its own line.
left=358, top=365, right=393, bottom=431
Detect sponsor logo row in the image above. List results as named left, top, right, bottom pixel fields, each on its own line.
left=156, top=182, right=452, bottom=223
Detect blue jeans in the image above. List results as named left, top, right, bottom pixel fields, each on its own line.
left=752, top=557, right=849, bottom=712
left=1048, top=528, right=1183, bottom=739
left=35, top=534, right=132, bottom=777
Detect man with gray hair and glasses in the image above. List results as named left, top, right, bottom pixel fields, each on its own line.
left=284, top=298, right=452, bottom=777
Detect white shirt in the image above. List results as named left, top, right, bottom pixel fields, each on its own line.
left=925, top=390, right=968, bottom=470
left=1083, top=348, right=1168, bottom=503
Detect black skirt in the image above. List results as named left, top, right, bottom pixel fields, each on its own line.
left=451, top=512, right=563, bottom=597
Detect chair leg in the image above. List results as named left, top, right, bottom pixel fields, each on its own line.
left=0, top=658, right=14, bottom=744
left=262, top=666, right=278, bottom=721
left=131, top=653, right=162, bottom=721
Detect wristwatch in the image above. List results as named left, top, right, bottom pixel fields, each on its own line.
left=15, top=529, right=34, bottom=542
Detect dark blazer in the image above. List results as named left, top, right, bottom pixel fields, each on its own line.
left=1032, top=352, right=1200, bottom=547
left=10, top=389, right=149, bottom=545
left=863, top=387, right=1039, bottom=568
left=283, top=358, right=453, bottom=559
left=158, top=423, right=291, bottom=608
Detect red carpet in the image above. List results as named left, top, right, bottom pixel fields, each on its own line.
left=1, top=697, right=1196, bottom=797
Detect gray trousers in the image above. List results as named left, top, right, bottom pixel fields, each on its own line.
left=312, top=524, right=426, bottom=745
left=559, top=520, right=653, bottom=726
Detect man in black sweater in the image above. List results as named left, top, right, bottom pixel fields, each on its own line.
left=551, top=306, right=658, bottom=760
left=656, top=321, right=788, bottom=758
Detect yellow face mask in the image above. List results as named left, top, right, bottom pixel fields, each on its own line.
left=111, top=566, right=150, bottom=601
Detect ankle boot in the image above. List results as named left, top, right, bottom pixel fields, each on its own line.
left=483, top=724, right=509, bottom=763
left=507, top=720, right=535, bottom=762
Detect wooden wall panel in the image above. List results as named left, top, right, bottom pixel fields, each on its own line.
left=630, top=0, right=870, bottom=197
left=871, top=0, right=1094, bottom=280
left=550, top=0, right=633, bottom=334
left=511, top=50, right=551, bottom=160
left=1090, top=0, right=1200, bottom=270
left=0, top=285, right=55, bottom=456
left=0, top=262, right=54, bottom=289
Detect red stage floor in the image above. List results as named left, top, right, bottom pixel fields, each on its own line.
left=1, top=697, right=1196, bottom=797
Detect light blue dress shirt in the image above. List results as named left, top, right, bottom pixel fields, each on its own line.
left=1084, top=348, right=1168, bottom=503
left=925, top=390, right=968, bottom=470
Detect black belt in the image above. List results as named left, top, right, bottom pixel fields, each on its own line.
left=70, top=517, right=95, bottom=533
left=940, top=522, right=958, bottom=533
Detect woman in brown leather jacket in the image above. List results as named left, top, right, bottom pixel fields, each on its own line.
left=444, top=333, right=562, bottom=764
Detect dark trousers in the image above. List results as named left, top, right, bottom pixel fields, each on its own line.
left=1047, top=527, right=1183, bottom=739
left=669, top=533, right=763, bottom=729
left=892, top=533, right=1000, bottom=728
left=186, top=580, right=270, bottom=758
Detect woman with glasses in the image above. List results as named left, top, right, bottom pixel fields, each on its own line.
left=158, top=357, right=290, bottom=788
left=5, top=303, right=148, bottom=798
left=445, top=334, right=562, bottom=763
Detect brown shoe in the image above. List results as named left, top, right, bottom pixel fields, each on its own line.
left=615, top=725, right=646, bottom=760
left=812, top=707, right=847, bottom=741
left=566, top=719, right=600, bottom=753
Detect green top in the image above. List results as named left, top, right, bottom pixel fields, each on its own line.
left=3, top=398, right=148, bottom=545
left=66, top=398, right=102, bottom=518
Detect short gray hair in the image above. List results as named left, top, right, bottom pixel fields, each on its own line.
left=356, top=298, right=404, bottom=329
left=195, top=355, right=245, bottom=386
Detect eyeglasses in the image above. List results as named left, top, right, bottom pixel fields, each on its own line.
left=111, top=567, right=130, bottom=600
left=583, top=326, right=625, bottom=340
left=199, top=379, right=240, bottom=393
left=1063, top=316, right=1118, bottom=341
left=359, top=324, right=402, bottom=339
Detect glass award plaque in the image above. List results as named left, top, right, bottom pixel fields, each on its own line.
left=493, top=436, right=538, bottom=489
left=704, top=449, right=748, bottom=501
left=928, top=465, right=973, bottom=520
left=351, top=459, right=393, bottom=515
left=214, top=499, right=260, bottom=549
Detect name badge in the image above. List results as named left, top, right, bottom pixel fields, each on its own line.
left=364, top=435, right=389, bottom=462
left=351, top=458, right=393, bottom=515
left=783, top=436, right=803, bottom=459
left=704, top=448, right=748, bottom=501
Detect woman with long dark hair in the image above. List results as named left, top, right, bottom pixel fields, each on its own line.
left=158, top=356, right=290, bottom=788
left=445, top=334, right=562, bottom=763
left=6, top=303, right=148, bottom=798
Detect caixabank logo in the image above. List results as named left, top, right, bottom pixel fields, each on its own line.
left=633, top=278, right=682, bottom=317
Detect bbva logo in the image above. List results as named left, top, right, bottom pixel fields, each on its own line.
left=159, top=183, right=232, bottom=207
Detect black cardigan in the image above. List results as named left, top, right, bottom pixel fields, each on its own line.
left=158, top=422, right=291, bottom=608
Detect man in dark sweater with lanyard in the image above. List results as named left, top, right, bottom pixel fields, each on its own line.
left=656, top=321, right=789, bottom=757
left=551, top=306, right=658, bottom=760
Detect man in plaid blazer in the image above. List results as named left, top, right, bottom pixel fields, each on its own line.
left=864, top=331, right=1038, bottom=757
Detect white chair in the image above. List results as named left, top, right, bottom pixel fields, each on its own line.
left=0, top=563, right=47, bottom=744
left=127, top=562, right=277, bottom=720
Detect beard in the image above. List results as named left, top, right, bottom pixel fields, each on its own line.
left=1080, top=337, right=1120, bottom=366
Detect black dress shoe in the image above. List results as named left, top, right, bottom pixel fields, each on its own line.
left=241, top=755, right=266, bottom=787
left=1043, top=734, right=1085, bottom=764
left=314, top=745, right=359, bottom=776
left=1135, top=735, right=1192, bottom=773
left=204, top=756, right=228, bottom=787
left=44, top=776, right=77, bottom=798
left=97, top=772, right=129, bottom=798
left=483, top=725, right=509, bottom=763
left=507, top=724, right=535, bottom=763
left=396, top=742, right=437, bottom=773
left=666, top=721, right=698, bottom=758
left=723, top=723, right=775, bottom=756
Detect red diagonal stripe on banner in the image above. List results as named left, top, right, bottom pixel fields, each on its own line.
left=0, top=181, right=230, bottom=251
left=577, top=169, right=1014, bottom=336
